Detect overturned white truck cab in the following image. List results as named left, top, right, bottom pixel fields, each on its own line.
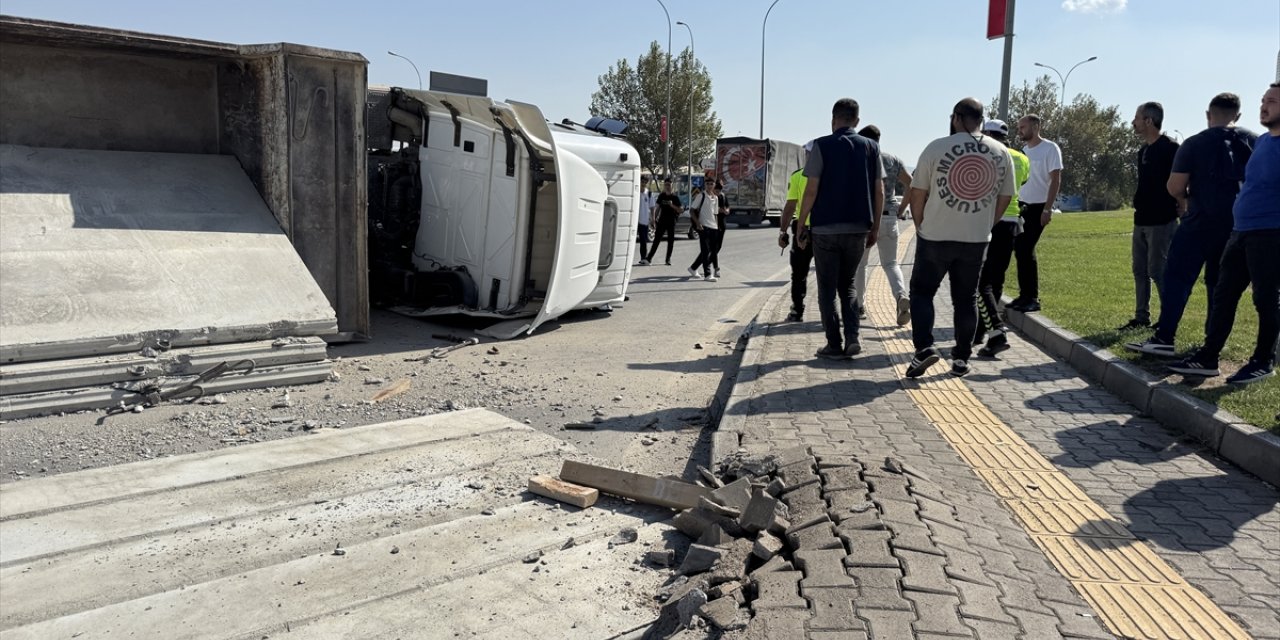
left=366, top=88, right=640, bottom=338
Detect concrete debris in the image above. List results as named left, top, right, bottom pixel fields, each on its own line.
left=561, top=538, right=576, bottom=550
left=608, top=527, right=639, bottom=548
left=697, top=496, right=740, bottom=519
left=752, top=533, right=784, bottom=561
left=644, top=549, right=676, bottom=567
left=528, top=475, right=599, bottom=508
left=523, top=550, right=543, bottom=564
left=698, top=596, right=746, bottom=630
left=676, top=589, right=708, bottom=628
left=562, top=422, right=596, bottom=430
left=696, top=465, right=723, bottom=488
left=362, top=377, right=386, bottom=386
left=677, top=544, right=722, bottom=576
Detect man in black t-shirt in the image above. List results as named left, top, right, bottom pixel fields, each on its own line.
left=646, top=177, right=683, bottom=266
left=1127, top=93, right=1257, bottom=357
left=1120, top=102, right=1180, bottom=331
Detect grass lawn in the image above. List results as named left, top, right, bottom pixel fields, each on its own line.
left=1034, top=209, right=1278, bottom=431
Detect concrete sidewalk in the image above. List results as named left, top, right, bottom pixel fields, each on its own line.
left=716, top=222, right=1279, bottom=640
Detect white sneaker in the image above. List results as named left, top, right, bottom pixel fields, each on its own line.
left=706, top=274, right=717, bottom=282
left=714, top=269, right=721, bottom=278
left=638, top=259, right=650, bottom=266
left=687, top=267, right=698, bottom=278
left=896, top=297, right=911, bottom=326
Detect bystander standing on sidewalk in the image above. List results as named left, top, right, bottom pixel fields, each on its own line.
left=1120, top=102, right=1181, bottom=330
left=853, top=125, right=912, bottom=326
left=1168, top=83, right=1280, bottom=385
left=778, top=142, right=815, bottom=322
left=973, top=119, right=1029, bottom=357
left=905, top=98, right=1015, bottom=378
left=1007, top=114, right=1063, bottom=313
left=1127, top=93, right=1257, bottom=357
left=646, top=178, right=682, bottom=266
left=636, top=174, right=655, bottom=265
left=687, top=182, right=721, bottom=281
left=797, top=98, right=884, bottom=360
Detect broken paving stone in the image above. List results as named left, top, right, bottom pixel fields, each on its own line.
left=697, top=465, right=724, bottom=488
left=357, top=364, right=372, bottom=371
left=676, top=589, right=708, bottom=628
left=332, top=547, right=346, bottom=557
left=390, top=546, right=400, bottom=555
left=645, top=549, right=676, bottom=567
left=561, top=538, right=576, bottom=550
left=609, top=527, right=639, bottom=548
left=738, top=489, right=779, bottom=534
left=698, top=496, right=740, bottom=519
left=699, top=596, right=746, bottom=631
left=363, top=377, right=386, bottom=385
left=752, top=533, right=784, bottom=561
left=480, top=508, right=496, bottom=516
left=523, top=550, right=543, bottom=564
left=697, top=523, right=732, bottom=547
left=657, top=575, right=690, bottom=602
left=678, top=544, right=722, bottom=576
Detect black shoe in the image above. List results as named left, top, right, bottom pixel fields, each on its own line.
left=816, top=344, right=844, bottom=360
left=1007, top=298, right=1040, bottom=312
left=843, top=342, right=862, bottom=358
left=978, top=332, right=1011, bottom=357
left=1116, top=318, right=1150, bottom=331
left=858, top=306, right=867, bottom=320
left=1226, top=360, right=1275, bottom=385
left=1167, top=357, right=1220, bottom=377
left=950, top=358, right=972, bottom=377
left=785, top=309, right=803, bottom=322
left=1124, top=337, right=1176, bottom=358
left=906, top=347, right=942, bottom=378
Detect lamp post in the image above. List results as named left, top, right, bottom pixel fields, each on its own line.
left=387, top=51, right=422, bottom=90
left=677, top=21, right=695, bottom=196
left=760, top=0, right=782, bottom=138
left=1033, top=56, right=1097, bottom=106
left=655, top=0, right=673, bottom=177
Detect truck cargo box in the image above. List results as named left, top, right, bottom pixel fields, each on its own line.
left=715, top=137, right=803, bottom=227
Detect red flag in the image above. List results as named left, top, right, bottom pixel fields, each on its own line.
left=987, top=0, right=1008, bottom=39
left=660, top=117, right=668, bottom=142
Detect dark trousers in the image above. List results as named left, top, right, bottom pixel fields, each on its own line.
left=709, top=227, right=726, bottom=270
left=977, top=219, right=1018, bottom=337
left=1198, top=229, right=1280, bottom=365
left=636, top=223, right=650, bottom=261
left=646, top=214, right=676, bottom=264
left=812, top=232, right=867, bottom=349
left=690, top=227, right=719, bottom=275
left=1154, top=220, right=1232, bottom=343
left=911, top=237, right=988, bottom=360
left=790, top=223, right=814, bottom=313
left=1015, top=202, right=1048, bottom=301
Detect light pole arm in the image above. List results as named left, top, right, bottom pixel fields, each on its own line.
left=388, top=51, right=422, bottom=90
left=760, top=0, right=782, bottom=138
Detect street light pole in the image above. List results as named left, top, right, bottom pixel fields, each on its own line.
left=760, top=0, right=782, bottom=138
left=677, top=21, right=695, bottom=194
left=655, top=0, right=672, bottom=177
left=1033, top=55, right=1097, bottom=106
left=387, top=51, right=422, bottom=90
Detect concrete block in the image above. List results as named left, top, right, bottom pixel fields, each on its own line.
left=1067, top=340, right=1119, bottom=383
left=788, top=523, right=844, bottom=551
left=527, top=475, right=599, bottom=508
left=698, top=523, right=732, bottom=547
left=751, top=555, right=793, bottom=575
left=711, top=477, right=753, bottom=512
left=1218, top=423, right=1280, bottom=488
left=1148, top=385, right=1230, bottom=450
left=645, top=549, right=676, bottom=567
left=803, top=586, right=864, bottom=631
left=819, top=466, right=868, bottom=493
left=739, top=489, right=779, bottom=534
left=698, top=496, right=740, bottom=519
left=751, top=570, right=808, bottom=611
left=839, top=528, right=898, bottom=568
left=752, top=533, right=784, bottom=561
left=1101, top=360, right=1160, bottom=413
left=1042, top=326, right=1079, bottom=361
left=795, top=548, right=856, bottom=588
left=698, top=596, right=746, bottom=631
left=678, top=544, right=723, bottom=576
left=773, top=445, right=814, bottom=468
left=708, top=539, right=754, bottom=585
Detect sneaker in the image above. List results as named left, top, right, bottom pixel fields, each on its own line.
left=1167, top=357, right=1220, bottom=377
left=905, top=347, right=942, bottom=378
left=1124, top=337, right=1176, bottom=357
left=1226, top=361, right=1275, bottom=385
left=1116, top=318, right=1149, bottom=331
left=858, top=305, right=868, bottom=319
left=977, top=331, right=1011, bottom=357
left=1006, top=298, right=1040, bottom=312
left=714, top=269, right=721, bottom=278
left=896, top=297, right=911, bottom=326
left=843, top=342, right=862, bottom=358
left=706, top=274, right=717, bottom=282
left=637, top=259, right=650, bottom=266
left=785, top=309, right=803, bottom=322
left=816, top=344, right=844, bottom=360
left=950, top=359, right=972, bottom=377
left=665, top=261, right=672, bottom=266
left=687, top=267, right=698, bottom=278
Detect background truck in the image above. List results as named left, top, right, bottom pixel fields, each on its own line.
left=714, top=137, right=804, bottom=227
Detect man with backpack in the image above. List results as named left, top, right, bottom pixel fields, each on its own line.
left=1168, top=83, right=1280, bottom=384
left=1126, top=93, right=1258, bottom=357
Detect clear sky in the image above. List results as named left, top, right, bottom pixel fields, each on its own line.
left=3, top=0, right=1278, bottom=164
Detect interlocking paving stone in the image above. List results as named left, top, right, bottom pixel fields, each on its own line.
left=898, top=548, right=959, bottom=596
left=803, top=586, right=864, bottom=631
left=796, top=549, right=856, bottom=589
left=904, top=591, right=975, bottom=638
left=857, top=608, right=918, bottom=638
left=752, top=570, right=808, bottom=611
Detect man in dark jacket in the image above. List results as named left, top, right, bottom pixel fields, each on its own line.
left=797, top=98, right=884, bottom=359
left=1120, top=101, right=1180, bottom=331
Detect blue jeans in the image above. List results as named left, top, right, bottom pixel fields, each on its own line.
left=812, top=232, right=867, bottom=349
left=1154, top=219, right=1232, bottom=343
left=910, top=237, right=987, bottom=360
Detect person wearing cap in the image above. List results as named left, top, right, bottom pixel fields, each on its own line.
left=778, top=141, right=815, bottom=321
left=972, top=118, right=1030, bottom=357
left=796, top=98, right=884, bottom=359
left=645, top=177, right=682, bottom=266
left=904, top=98, right=1015, bottom=378
left=853, top=125, right=913, bottom=326
left=636, top=174, right=655, bottom=265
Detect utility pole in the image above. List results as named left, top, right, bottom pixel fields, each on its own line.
left=997, top=0, right=1016, bottom=122
left=655, top=0, right=672, bottom=177
left=678, top=21, right=695, bottom=196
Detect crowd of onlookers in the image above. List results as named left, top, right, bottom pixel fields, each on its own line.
left=636, top=82, right=1280, bottom=386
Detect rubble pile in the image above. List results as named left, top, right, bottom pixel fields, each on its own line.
left=642, top=445, right=831, bottom=638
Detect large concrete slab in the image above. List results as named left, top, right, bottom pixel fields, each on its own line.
left=0, top=409, right=673, bottom=638
left=0, top=144, right=338, bottom=363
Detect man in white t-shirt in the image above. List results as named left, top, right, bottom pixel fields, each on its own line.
left=1008, top=114, right=1063, bottom=313
left=687, top=181, right=721, bottom=281
left=636, top=174, right=655, bottom=265
left=905, top=98, right=1016, bottom=378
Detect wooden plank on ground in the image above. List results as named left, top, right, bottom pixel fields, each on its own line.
left=528, top=475, right=598, bottom=508
left=559, top=460, right=711, bottom=510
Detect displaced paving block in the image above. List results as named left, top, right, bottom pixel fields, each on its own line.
left=676, top=588, right=708, bottom=629
left=796, top=549, right=856, bottom=588
left=773, top=445, right=814, bottom=468
left=751, top=555, right=793, bottom=575
left=560, top=460, right=711, bottom=509
left=765, top=478, right=785, bottom=497
left=699, top=596, right=746, bottom=630
left=738, top=489, right=779, bottom=534
left=697, top=523, right=732, bottom=547
left=698, top=496, right=740, bottom=518
left=787, top=522, right=843, bottom=551
left=711, top=477, right=753, bottom=512
left=645, top=549, right=676, bottom=567
left=752, top=533, right=784, bottom=561
left=820, top=467, right=868, bottom=493
left=528, top=475, right=599, bottom=508
left=751, top=570, right=808, bottom=611
left=707, top=539, right=755, bottom=585
left=710, top=580, right=743, bottom=599
left=673, top=508, right=738, bottom=539
left=839, top=528, right=899, bottom=569
left=898, top=549, right=958, bottom=596
left=679, top=544, right=723, bottom=575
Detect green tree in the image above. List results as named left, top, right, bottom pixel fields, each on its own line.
left=590, top=41, right=723, bottom=175
left=993, top=75, right=1138, bottom=210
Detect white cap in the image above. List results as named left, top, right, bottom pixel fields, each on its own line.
left=982, top=119, right=1009, bottom=136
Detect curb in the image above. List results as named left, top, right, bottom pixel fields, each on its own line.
left=1004, top=303, right=1280, bottom=488
left=710, top=285, right=791, bottom=466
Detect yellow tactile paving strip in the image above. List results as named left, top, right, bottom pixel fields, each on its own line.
left=857, top=224, right=1251, bottom=640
